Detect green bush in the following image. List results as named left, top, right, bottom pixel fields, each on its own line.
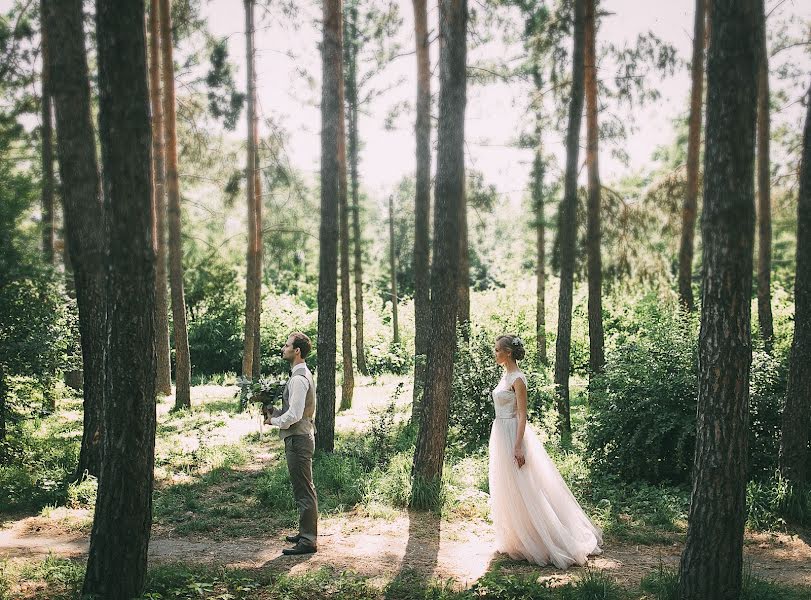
left=365, top=340, right=412, bottom=376
left=747, top=473, right=811, bottom=530
left=586, top=295, right=698, bottom=484
left=748, top=349, right=787, bottom=481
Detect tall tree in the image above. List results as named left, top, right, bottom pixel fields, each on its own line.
left=411, top=0, right=466, bottom=507
left=389, top=194, right=400, bottom=344
left=553, top=0, right=586, bottom=437
left=159, top=0, right=191, bottom=410
left=344, top=4, right=368, bottom=376
left=42, top=0, right=105, bottom=480
left=39, top=2, right=55, bottom=265
left=677, top=1, right=759, bottom=598
left=756, top=0, right=773, bottom=350
left=779, top=84, right=811, bottom=487
left=81, top=0, right=156, bottom=596
left=411, top=0, right=431, bottom=414
left=242, top=0, right=262, bottom=381
left=584, top=0, right=603, bottom=375
left=677, top=0, right=707, bottom=312
left=338, top=23, right=354, bottom=411
left=315, top=0, right=344, bottom=453
left=530, top=89, right=547, bottom=366
left=148, top=0, right=172, bottom=397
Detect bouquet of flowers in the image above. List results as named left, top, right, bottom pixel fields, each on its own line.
left=236, top=375, right=286, bottom=418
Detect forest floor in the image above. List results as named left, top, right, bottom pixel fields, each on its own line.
left=1, top=377, right=810, bottom=596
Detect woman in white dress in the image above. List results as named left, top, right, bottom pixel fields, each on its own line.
left=488, top=334, right=602, bottom=568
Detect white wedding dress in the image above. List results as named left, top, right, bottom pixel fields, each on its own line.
left=488, top=370, right=602, bottom=568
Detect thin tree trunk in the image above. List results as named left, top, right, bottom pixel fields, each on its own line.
left=584, top=0, right=604, bottom=376
left=677, top=2, right=759, bottom=598
left=531, top=70, right=546, bottom=366
left=43, top=0, right=105, bottom=480
left=82, top=0, right=156, bottom=596
left=677, top=0, right=706, bottom=312
left=756, top=5, right=773, bottom=351
left=242, top=0, right=258, bottom=381
left=315, top=0, right=343, bottom=453
left=554, top=0, right=586, bottom=438
left=251, top=49, right=263, bottom=381
left=779, top=83, right=811, bottom=487
left=389, top=194, right=399, bottom=345
left=338, top=55, right=354, bottom=411
left=148, top=0, right=172, bottom=396
left=0, top=368, right=6, bottom=446
left=411, top=0, right=466, bottom=507
left=159, top=0, right=191, bottom=410
left=412, top=0, right=431, bottom=416
left=39, top=3, right=55, bottom=265
left=345, top=3, right=368, bottom=377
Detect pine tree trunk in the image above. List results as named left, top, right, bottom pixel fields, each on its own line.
left=584, top=0, right=604, bottom=376
left=411, top=0, right=466, bottom=506
left=554, top=0, right=585, bottom=437
left=678, top=0, right=706, bottom=312
left=779, top=82, right=811, bottom=487
left=389, top=194, right=399, bottom=344
left=159, top=0, right=191, bottom=410
left=251, top=44, right=263, bottom=382
left=677, top=2, right=759, bottom=598
left=43, top=0, right=106, bottom=480
left=756, top=5, right=773, bottom=351
left=412, top=0, right=431, bottom=416
left=531, top=71, right=546, bottom=366
left=345, top=4, right=368, bottom=377
left=242, top=0, right=258, bottom=381
left=82, top=1, right=156, bottom=596
left=39, top=3, right=55, bottom=265
left=148, top=0, right=172, bottom=396
left=338, top=58, right=354, bottom=411
left=315, top=0, right=343, bottom=453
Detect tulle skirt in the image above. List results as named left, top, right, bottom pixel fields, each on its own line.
left=488, top=417, right=602, bottom=568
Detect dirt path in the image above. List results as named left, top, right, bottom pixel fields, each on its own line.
left=2, top=513, right=810, bottom=589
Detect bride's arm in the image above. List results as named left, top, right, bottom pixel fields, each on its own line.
left=513, top=377, right=528, bottom=468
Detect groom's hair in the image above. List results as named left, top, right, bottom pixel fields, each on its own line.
left=290, top=332, right=312, bottom=359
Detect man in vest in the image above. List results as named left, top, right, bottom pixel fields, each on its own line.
left=269, top=332, right=318, bottom=555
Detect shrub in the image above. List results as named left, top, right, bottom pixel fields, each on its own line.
left=365, top=341, right=411, bottom=376
left=586, top=295, right=698, bottom=484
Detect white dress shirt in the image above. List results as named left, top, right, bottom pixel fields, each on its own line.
left=270, top=362, right=309, bottom=429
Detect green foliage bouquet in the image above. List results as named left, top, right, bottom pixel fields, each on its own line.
left=235, top=375, right=285, bottom=413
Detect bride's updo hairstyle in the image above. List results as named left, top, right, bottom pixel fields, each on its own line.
left=496, top=334, right=526, bottom=361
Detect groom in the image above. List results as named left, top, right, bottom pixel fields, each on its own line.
left=268, top=332, right=318, bottom=555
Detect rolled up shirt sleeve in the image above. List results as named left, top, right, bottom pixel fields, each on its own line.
left=270, top=375, right=308, bottom=429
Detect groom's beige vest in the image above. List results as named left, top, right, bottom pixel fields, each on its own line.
left=278, top=366, right=316, bottom=441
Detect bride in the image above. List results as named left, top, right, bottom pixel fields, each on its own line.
left=488, top=334, right=602, bottom=568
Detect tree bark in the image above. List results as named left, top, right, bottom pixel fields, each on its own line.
left=315, top=0, right=344, bottom=453
left=389, top=194, right=399, bottom=345
left=411, top=0, right=466, bottom=506
left=553, top=0, right=586, bottom=437
left=677, top=2, right=759, bottom=598
left=250, top=0, right=263, bottom=381
left=338, top=40, right=354, bottom=412
left=159, top=0, right=191, bottom=410
left=779, top=84, right=811, bottom=486
left=39, top=3, right=55, bottom=265
left=677, top=0, right=706, bottom=312
left=242, top=0, right=258, bottom=381
left=43, top=0, right=105, bottom=480
left=345, top=3, right=368, bottom=377
left=82, top=0, right=156, bottom=596
left=584, top=0, right=604, bottom=375
left=531, top=71, right=546, bottom=366
left=412, top=0, right=431, bottom=416
left=756, top=2, right=773, bottom=351
left=148, top=0, right=172, bottom=397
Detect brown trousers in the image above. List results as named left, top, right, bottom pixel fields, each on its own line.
left=284, top=433, right=318, bottom=546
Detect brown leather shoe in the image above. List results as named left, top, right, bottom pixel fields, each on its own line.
left=282, top=542, right=317, bottom=556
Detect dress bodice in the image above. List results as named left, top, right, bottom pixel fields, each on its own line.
left=492, top=370, right=527, bottom=419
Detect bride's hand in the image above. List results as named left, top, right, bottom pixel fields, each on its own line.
left=513, top=447, right=525, bottom=469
